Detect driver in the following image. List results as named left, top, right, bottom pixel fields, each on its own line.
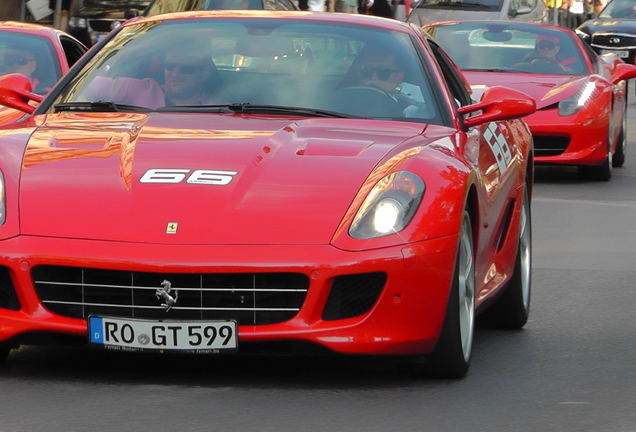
left=520, top=35, right=572, bottom=72
left=347, top=46, right=429, bottom=117
left=162, top=43, right=226, bottom=106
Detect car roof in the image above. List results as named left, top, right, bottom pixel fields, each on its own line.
left=125, top=10, right=415, bottom=32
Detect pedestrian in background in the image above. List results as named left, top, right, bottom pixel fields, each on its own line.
left=568, top=0, right=586, bottom=27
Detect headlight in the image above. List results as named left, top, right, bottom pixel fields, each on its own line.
left=68, top=17, right=87, bottom=28
left=349, top=171, right=425, bottom=239
left=575, top=29, right=590, bottom=41
left=0, top=171, right=5, bottom=226
left=558, top=81, right=596, bottom=116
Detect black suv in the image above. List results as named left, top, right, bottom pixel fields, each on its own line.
left=576, top=0, right=636, bottom=66
left=67, top=0, right=151, bottom=47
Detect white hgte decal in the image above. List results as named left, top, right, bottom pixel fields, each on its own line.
left=140, top=169, right=238, bottom=185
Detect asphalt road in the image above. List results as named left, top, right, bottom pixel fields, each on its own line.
left=1, top=106, right=636, bottom=432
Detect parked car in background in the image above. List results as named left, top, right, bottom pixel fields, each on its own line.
left=406, top=0, right=547, bottom=27
left=576, top=0, right=636, bottom=70
left=0, top=21, right=86, bottom=125
left=67, top=0, right=152, bottom=47
left=424, top=20, right=636, bottom=181
left=144, top=0, right=299, bottom=15
left=0, top=11, right=536, bottom=378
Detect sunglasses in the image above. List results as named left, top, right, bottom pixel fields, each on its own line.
left=3, top=56, right=34, bottom=67
left=537, top=40, right=558, bottom=50
left=164, top=61, right=205, bottom=74
left=359, top=67, right=401, bottom=81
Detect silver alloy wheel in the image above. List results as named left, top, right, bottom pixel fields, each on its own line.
left=458, top=215, right=475, bottom=362
left=519, top=191, right=531, bottom=312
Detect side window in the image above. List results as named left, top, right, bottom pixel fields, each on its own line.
left=60, top=35, right=87, bottom=67
left=427, top=39, right=472, bottom=107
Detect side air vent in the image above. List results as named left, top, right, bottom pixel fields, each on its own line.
left=322, top=272, right=387, bottom=321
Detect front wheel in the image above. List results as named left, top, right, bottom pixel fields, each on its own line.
left=478, top=186, right=531, bottom=329
left=427, top=210, right=476, bottom=379
left=613, top=105, right=627, bottom=168
left=580, top=144, right=612, bottom=181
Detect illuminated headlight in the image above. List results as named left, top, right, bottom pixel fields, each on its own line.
left=575, top=29, right=591, bottom=41
left=558, top=82, right=596, bottom=116
left=68, top=17, right=87, bottom=28
left=349, top=171, right=424, bottom=239
left=0, top=171, right=5, bottom=226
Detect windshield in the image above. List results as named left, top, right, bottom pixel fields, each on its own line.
left=0, top=32, right=62, bottom=95
left=429, top=22, right=588, bottom=76
left=415, top=0, right=503, bottom=12
left=599, top=0, right=636, bottom=19
left=48, top=18, right=442, bottom=123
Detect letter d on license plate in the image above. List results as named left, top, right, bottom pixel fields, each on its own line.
left=89, top=316, right=238, bottom=352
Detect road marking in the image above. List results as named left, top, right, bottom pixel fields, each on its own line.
left=533, top=197, right=636, bottom=208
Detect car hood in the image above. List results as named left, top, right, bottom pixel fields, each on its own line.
left=463, top=71, right=585, bottom=109
left=407, top=9, right=503, bottom=26
left=18, top=112, right=432, bottom=245
left=580, top=18, right=636, bottom=33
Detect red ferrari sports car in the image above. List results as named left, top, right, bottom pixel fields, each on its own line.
left=424, top=21, right=636, bottom=181
left=0, top=21, right=87, bottom=126
left=0, top=11, right=535, bottom=378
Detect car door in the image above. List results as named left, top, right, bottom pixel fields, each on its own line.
left=427, top=38, right=526, bottom=299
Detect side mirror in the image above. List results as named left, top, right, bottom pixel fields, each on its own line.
left=0, top=74, right=43, bottom=114
left=124, top=9, right=139, bottom=19
left=610, top=63, right=636, bottom=85
left=509, top=5, right=531, bottom=16
left=458, top=86, right=536, bottom=128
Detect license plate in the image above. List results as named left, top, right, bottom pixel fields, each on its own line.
left=601, top=49, right=629, bottom=58
left=89, top=316, right=238, bottom=353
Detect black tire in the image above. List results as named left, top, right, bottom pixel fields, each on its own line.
left=580, top=143, right=612, bottom=181
left=0, top=342, right=12, bottom=364
left=426, top=210, right=476, bottom=379
left=613, top=105, right=627, bottom=168
left=478, top=186, right=531, bottom=329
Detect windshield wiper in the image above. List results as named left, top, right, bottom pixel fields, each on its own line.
left=54, top=101, right=151, bottom=113
left=424, top=0, right=491, bottom=7
left=158, top=103, right=352, bottom=118
left=454, top=2, right=496, bottom=8
left=229, top=103, right=351, bottom=118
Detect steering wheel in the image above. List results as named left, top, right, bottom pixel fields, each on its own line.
left=336, top=85, right=403, bottom=117
left=520, top=54, right=561, bottom=66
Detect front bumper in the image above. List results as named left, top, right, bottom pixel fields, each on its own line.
left=0, top=234, right=458, bottom=356
left=529, top=106, right=609, bottom=166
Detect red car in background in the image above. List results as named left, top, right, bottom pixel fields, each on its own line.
left=0, top=21, right=87, bottom=126
left=424, top=21, right=636, bottom=181
left=0, top=12, right=536, bottom=378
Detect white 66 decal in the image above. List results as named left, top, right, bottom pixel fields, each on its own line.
left=139, top=169, right=238, bottom=185
left=484, top=122, right=512, bottom=174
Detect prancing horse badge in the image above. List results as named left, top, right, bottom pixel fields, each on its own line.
left=166, top=222, right=178, bottom=234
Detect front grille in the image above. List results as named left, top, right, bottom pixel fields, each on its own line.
left=0, top=266, right=20, bottom=311
left=322, top=272, right=387, bottom=321
left=532, top=135, right=570, bottom=156
left=591, top=33, right=636, bottom=49
left=88, top=20, right=115, bottom=33
left=32, top=266, right=309, bottom=325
